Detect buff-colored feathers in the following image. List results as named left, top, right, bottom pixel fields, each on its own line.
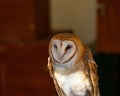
left=48, top=33, right=100, bottom=96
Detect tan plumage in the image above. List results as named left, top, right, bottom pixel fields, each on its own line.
left=48, top=33, right=100, bottom=96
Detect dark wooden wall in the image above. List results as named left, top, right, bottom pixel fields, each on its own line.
left=0, top=0, right=36, bottom=42
left=34, top=0, right=50, bottom=40
left=0, top=0, right=55, bottom=95
left=96, top=0, right=120, bottom=53
left=0, top=42, right=56, bottom=96
left=0, top=0, right=50, bottom=42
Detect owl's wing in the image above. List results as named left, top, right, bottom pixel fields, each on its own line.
left=47, top=57, right=66, bottom=96
left=83, top=47, right=100, bottom=96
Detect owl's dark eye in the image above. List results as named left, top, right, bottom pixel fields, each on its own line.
left=54, top=44, right=57, bottom=49
left=66, top=45, right=72, bottom=50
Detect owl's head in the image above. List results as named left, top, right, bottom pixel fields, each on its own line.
left=49, top=33, right=84, bottom=65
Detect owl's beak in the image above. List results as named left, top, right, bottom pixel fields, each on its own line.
left=58, top=53, right=63, bottom=61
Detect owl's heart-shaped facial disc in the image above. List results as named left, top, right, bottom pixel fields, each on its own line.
left=51, top=40, right=76, bottom=64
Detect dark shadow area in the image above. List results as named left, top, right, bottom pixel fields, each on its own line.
left=94, top=53, right=119, bottom=96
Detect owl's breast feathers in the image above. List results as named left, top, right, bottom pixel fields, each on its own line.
left=54, top=69, right=93, bottom=96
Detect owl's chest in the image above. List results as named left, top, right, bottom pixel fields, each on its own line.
left=54, top=71, right=91, bottom=96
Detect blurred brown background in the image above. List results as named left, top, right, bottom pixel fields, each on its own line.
left=0, top=0, right=56, bottom=96
left=0, top=0, right=119, bottom=96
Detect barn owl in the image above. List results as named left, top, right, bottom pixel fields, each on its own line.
left=47, top=33, right=100, bottom=96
